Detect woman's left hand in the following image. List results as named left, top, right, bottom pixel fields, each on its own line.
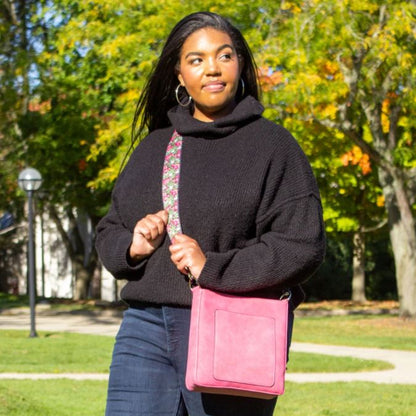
left=169, top=234, right=206, bottom=279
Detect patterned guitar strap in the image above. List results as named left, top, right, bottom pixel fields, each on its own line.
left=162, top=130, right=183, bottom=241
left=162, top=130, right=197, bottom=287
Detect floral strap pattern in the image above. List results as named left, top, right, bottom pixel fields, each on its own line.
left=162, top=130, right=183, bottom=241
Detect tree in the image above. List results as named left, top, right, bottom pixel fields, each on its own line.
left=1, top=0, right=114, bottom=299
left=3, top=0, right=269, bottom=298
left=257, top=0, right=416, bottom=315
left=0, top=0, right=49, bottom=296
left=31, top=0, right=278, bottom=298
left=4, top=0, right=413, bottom=308
left=0, top=0, right=40, bottom=209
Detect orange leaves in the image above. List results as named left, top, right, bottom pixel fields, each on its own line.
left=320, top=60, right=339, bottom=78
left=28, top=99, right=51, bottom=114
left=258, top=67, right=284, bottom=92
left=341, top=146, right=372, bottom=175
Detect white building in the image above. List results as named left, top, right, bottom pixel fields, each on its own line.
left=4, top=209, right=120, bottom=302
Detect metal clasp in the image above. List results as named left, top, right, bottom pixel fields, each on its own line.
left=185, top=266, right=199, bottom=290
left=280, top=290, right=292, bottom=301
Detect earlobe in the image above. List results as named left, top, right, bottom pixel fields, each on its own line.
left=177, top=73, right=185, bottom=87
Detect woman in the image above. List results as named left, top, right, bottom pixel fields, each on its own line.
left=96, top=11, right=325, bottom=416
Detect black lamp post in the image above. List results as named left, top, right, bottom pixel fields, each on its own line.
left=18, top=167, right=42, bottom=338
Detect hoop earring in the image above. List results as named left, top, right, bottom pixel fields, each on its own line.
left=240, top=78, right=245, bottom=97
left=175, top=84, right=192, bottom=107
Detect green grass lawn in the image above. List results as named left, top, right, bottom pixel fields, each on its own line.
left=1, top=380, right=415, bottom=416
left=1, top=303, right=415, bottom=415
left=277, top=382, right=416, bottom=416
left=288, top=351, right=392, bottom=372
left=0, top=330, right=392, bottom=373
left=0, top=380, right=107, bottom=416
left=0, top=293, right=30, bottom=309
left=0, top=330, right=114, bottom=373
left=292, top=314, right=416, bottom=350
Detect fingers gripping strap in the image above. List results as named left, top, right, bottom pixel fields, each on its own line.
left=162, top=130, right=183, bottom=241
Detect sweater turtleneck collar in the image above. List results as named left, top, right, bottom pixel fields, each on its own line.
left=167, top=95, right=264, bottom=139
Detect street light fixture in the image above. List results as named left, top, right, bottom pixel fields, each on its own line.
left=18, top=167, right=43, bottom=338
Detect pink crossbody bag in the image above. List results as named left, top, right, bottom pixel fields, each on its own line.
left=162, top=130, right=291, bottom=399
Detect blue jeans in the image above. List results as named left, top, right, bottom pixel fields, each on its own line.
left=105, top=304, right=293, bottom=415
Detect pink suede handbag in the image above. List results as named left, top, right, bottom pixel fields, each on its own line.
left=185, top=284, right=290, bottom=398
left=163, top=131, right=291, bottom=399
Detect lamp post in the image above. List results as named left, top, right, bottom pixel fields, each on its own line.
left=18, top=168, right=42, bottom=338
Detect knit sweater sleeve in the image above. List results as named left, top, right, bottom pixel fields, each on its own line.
left=197, top=136, right=326, bottom=294
left=95, top=192, right=148, bottom=280
left=94, top=138, right=155, bottom=281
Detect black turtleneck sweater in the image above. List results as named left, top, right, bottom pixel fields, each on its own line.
left=95, top=96, right=325, bottom=308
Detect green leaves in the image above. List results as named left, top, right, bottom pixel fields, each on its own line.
left=257, top=0, right=415, bottom=235
left=2, top=0, right=414, bottom=233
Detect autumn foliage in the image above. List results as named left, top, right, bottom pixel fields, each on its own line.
left=341, top=146, right=372, bottom=175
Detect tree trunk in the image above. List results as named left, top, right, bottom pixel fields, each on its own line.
left=378, top=167, right=416, bottom=317
left=361, top=96, right=416, bottom=317
left=352, top=231, right=367, bottom=302
left=49, top=205, right=97, bottom=300
left=73, top=255, right=91, bottom=300
left=73, top=251, right=99, bottom=300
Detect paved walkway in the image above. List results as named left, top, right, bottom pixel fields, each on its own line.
left=288, top=343, right=416, bottom=384
left=1, top=308, right=416, bottom=384
left=0, top=306, right=122, bottom=336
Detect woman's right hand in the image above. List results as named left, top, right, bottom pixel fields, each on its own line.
left=128, top=210, right=169, bottom=264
